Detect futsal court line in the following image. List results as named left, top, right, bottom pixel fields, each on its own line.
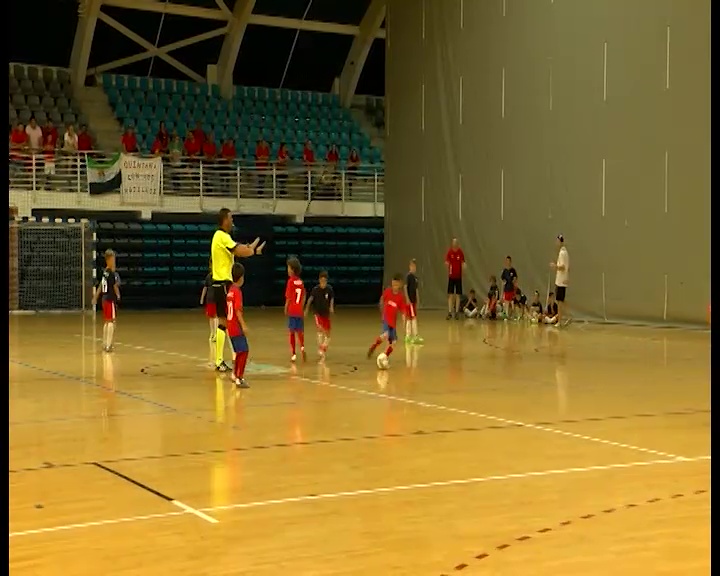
left=9, top=455, right=710, bottom=538
left=92, top=337, right=688, bottom=461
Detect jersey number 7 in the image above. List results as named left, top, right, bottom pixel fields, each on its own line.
left=294, top=288, right=303, bottom=304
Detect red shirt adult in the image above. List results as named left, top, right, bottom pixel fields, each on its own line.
left=302, top=145, right=315, bottom=165
left=255, top=141, right=270, bottom=168
left=203, top=140, right=217, bottom=159
left=121, top=131, right=138, bottom=153
left=77, top=131, right=93, bottom=152
left=382, top=287, right=407, bottom=329
left=220, top=141, right=236, bottom=161
left=285, top=275, right=306, bottom=318
left=184, top=136, right=200, bottom=157
left=192, top=127, right=206, bottom=148
left=277, top=147, right=289, bottom=166
left=446, top=247, right=465, bottom=279
left=326, top=148, right=339, bottom=164
left=10, top=128, right=28, bottom=161
left=226, top=285, right=244, bottom=337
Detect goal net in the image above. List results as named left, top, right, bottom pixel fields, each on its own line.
left=8, top=219, right=94, bottom=313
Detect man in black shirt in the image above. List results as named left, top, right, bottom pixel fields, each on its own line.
left=305, top=270, right=335, bottom=359
left=404, top=259, right=424, bottom=344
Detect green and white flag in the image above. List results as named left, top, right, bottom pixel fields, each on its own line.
left=87, top=153, right=122, bottom=195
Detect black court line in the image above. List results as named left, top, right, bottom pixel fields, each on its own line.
left=93, top=462, right=173, bottom=503
left=9, top=408, right=709, bottom=474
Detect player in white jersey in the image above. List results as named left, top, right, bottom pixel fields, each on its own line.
left=549, top=234, right=570, bottom=326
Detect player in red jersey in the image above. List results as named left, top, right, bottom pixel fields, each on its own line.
left=200, top=260, right=218, bottom=366
left=91, top=249, right=121, bottom=352
left=226, top=263, right=250, bottom=389
left=285, top=256, right=306, bottom=362
left=367, top=273, right=407, bottom=365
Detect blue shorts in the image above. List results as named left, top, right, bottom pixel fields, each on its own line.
left=382, top=322, right=398, bottom=343
left=288, top=316, right=304, bottom=332
left=230, top=335, right=249, bottom=353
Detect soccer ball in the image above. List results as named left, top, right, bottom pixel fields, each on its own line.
left=376, top=353, right=389, bottom=370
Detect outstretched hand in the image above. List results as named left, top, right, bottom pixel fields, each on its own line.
left=256, top=240, right=266, bottom=255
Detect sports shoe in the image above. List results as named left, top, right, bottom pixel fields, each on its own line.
left=404, top=335, right=413, bottom=344
left=291, top=354, right=297, bottom=362
left=215, top=362, right=231, bottom=373
left=413, top=336, right=425, bottom=345
left=236, top=378, right=250, bottom=389
left=446, top=313, right=453, bottom=320
left=301, top=347, right=307, bottom=362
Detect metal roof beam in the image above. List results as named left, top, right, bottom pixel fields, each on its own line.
left=216, top=0, right=256, bottom=100
left=70, top=0, right=103, bottom=97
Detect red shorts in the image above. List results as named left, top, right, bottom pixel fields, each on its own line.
left=503, top=291, right=514, bottom=302
left=406, top=303, right=417, bottom=319
left=205, top=302, right=217, bottom=318
left=102, top=300, right=117, bottom=321
left=315, top=315, right=331, bottom=332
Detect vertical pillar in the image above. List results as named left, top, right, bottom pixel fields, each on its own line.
left=70, top=0, right=103, bottom=98
left=216, top=0, right=256, bottom=100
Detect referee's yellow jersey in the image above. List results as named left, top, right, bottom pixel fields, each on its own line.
left=211, top=229, right=236, bottom=282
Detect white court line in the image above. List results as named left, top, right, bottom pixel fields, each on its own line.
left=75, top=334, right=685, bottom=460
left=9, top=456, right=710, bottom=538
left=171, top=500, right=219, bottom=524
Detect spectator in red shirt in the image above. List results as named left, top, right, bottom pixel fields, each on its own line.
left=255, top=138, right=270, bottom=195
left=77, top=125, right=93, bottom=153
left=276, top=142, right=290, bottom=196
left=121, top=126, right=138, bottom=154
left=184, top=131, right=200, bottom=159
left=326, top=144, right=339, bottom=166
left=156, top=121, right=169, bottom=153
left=445, top=238, right=466, bottom=319
left=302, top=140, right=316, bottom=194
left=192, top=122, right=206, bottom=149
left=202, top=132, right=217, bottom=160
left=150, top=136, right=165, bottom=156
left=220, top=138, right=236, bottom=162
left=347, top=147, right=361, bottom=195
left=42, top=131, right=57, bottom=186
left=219, top=138, right=237, bottom=193
left=10, top=122, right=29, bottom=166
left=42, top=119, right=58, bottom=149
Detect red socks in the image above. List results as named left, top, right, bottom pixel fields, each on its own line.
left=289, top=331, right=305, bottom=355
left=234, top=351, right=248, bottom=379
left=370, top=336, right=383, bottom=352
left=385, top=345, right=394, bottom=357
left=297, top=331, right=305, bottom=349
left=289, top=332, right=296, bottom=354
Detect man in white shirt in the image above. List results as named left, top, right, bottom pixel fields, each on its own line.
left=549, top=234, right=569, bottom=325
left=63, top=124, right=78, bottom=152
left=25, top=117, right=43, bottom=152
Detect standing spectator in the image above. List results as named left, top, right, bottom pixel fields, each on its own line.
left=42, top=131, right=56, bottom=188
left=42, top=119, right=58, bottom=149
left=202, top=132, right=218, bottom=193
left=549, top=234, right=570, bottom=326
left=326, top=143, right=339, bottom=165
left=445, top=238, right=466, bottom=320
left=302, top=140, right=316, bottom=194
left=77, top=125, right=93, bottom=153
left=25, top=117, right=43, bottom=153
left=219, top=138, right=237, bottom=193
left=276, top=142, right=290, bottom=196
left=254, top=137, right=270, bottom=195
left=192, top=121, right=206, bottom=149
left=121, top=125, right=138, bottom=154
left=347, top=147, right=361, bottom=196
left=9, top=122, right=29, bottom=172
left=168, top=133, right=183, bottom=192
left=156, top=121, right=170, bottom=153
left=62, top=124, right=79, bottom=186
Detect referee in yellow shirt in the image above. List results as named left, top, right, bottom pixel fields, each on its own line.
left=211, top=207, right=265, bottom=371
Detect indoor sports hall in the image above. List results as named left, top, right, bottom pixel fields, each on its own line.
left=9, top=1, right=710, bottom=575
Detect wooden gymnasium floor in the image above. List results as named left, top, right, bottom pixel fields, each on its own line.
left=9, top=309, right=710, bottom=575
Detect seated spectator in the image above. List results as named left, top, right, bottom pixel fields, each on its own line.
left=202, top=132, right=217, bottom=160
left=255, top=137, right=270, bottom=194
left=156, top=121, right=169, bottom=152
left=463, top=289, right=479, bottom=318
left=77, top=125, right=93, bottom=153
left=150, top=134, right=165, bottom=156
left=544, top=291, right=559, bottom=325
left=276, top=142, right=290, bottom=195
left=528, top=290, right=543, bottom=322
left=184, top=131, right=200, bottom=159
left=326, top=144, right=339, bottom=166
left=481, top=275, right=500, bottom=320
left=302, top=139, right=315, bottom=167
left=192, top=121, right=206, bottom=149
left=512, top=280, right=527, bottom=319
left=220, top=138, right=236, bottom=162
left=121, top=126, right=138, bottom=154
left=219, top=138, right=237, bottom=193
left=25, top=117, right=43, bottom=153
left=167, top=133, right=183, bottom=191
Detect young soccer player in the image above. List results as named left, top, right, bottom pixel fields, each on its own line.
left=544, top=291, right=560, bottom=324
left=226, top=263, right=250, bottom=389
left=92, top=249, right=121, bottom=353
left=463, top=289, right=479, bottom=318
left=200, top=260, right=217, bottom=366
left=481, top=276, right=500, bottom=319
left=501, top=256, right=518, bottom=317
left=367, top=273, right=407, bottom=365
left=529, top=290, right=543, bottom=322
left=304, top=270, right=335, bottom=359
left=285, top=256, right=306, bottom=362
left=404, top=259, right=423, bottom=344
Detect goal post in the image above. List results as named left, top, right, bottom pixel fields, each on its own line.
left=8, top=218, right=95, bottom=313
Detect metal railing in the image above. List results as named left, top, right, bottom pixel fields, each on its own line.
left=8, top=150, right=385, bottom=204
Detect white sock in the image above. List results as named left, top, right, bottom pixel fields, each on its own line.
left=209, top=318, right=217, bottom=341
left=411, top=318, right=418, bottom=336
left=406, top=319, right=412, bottom=337
left=317, top=332, right=324, bottom=346
left=102, top=323, right=109, bottom=347
left=106, top=322, right=115, bottom=347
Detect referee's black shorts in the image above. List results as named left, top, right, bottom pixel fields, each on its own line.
left=210, top=280, right=232, bottom=318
